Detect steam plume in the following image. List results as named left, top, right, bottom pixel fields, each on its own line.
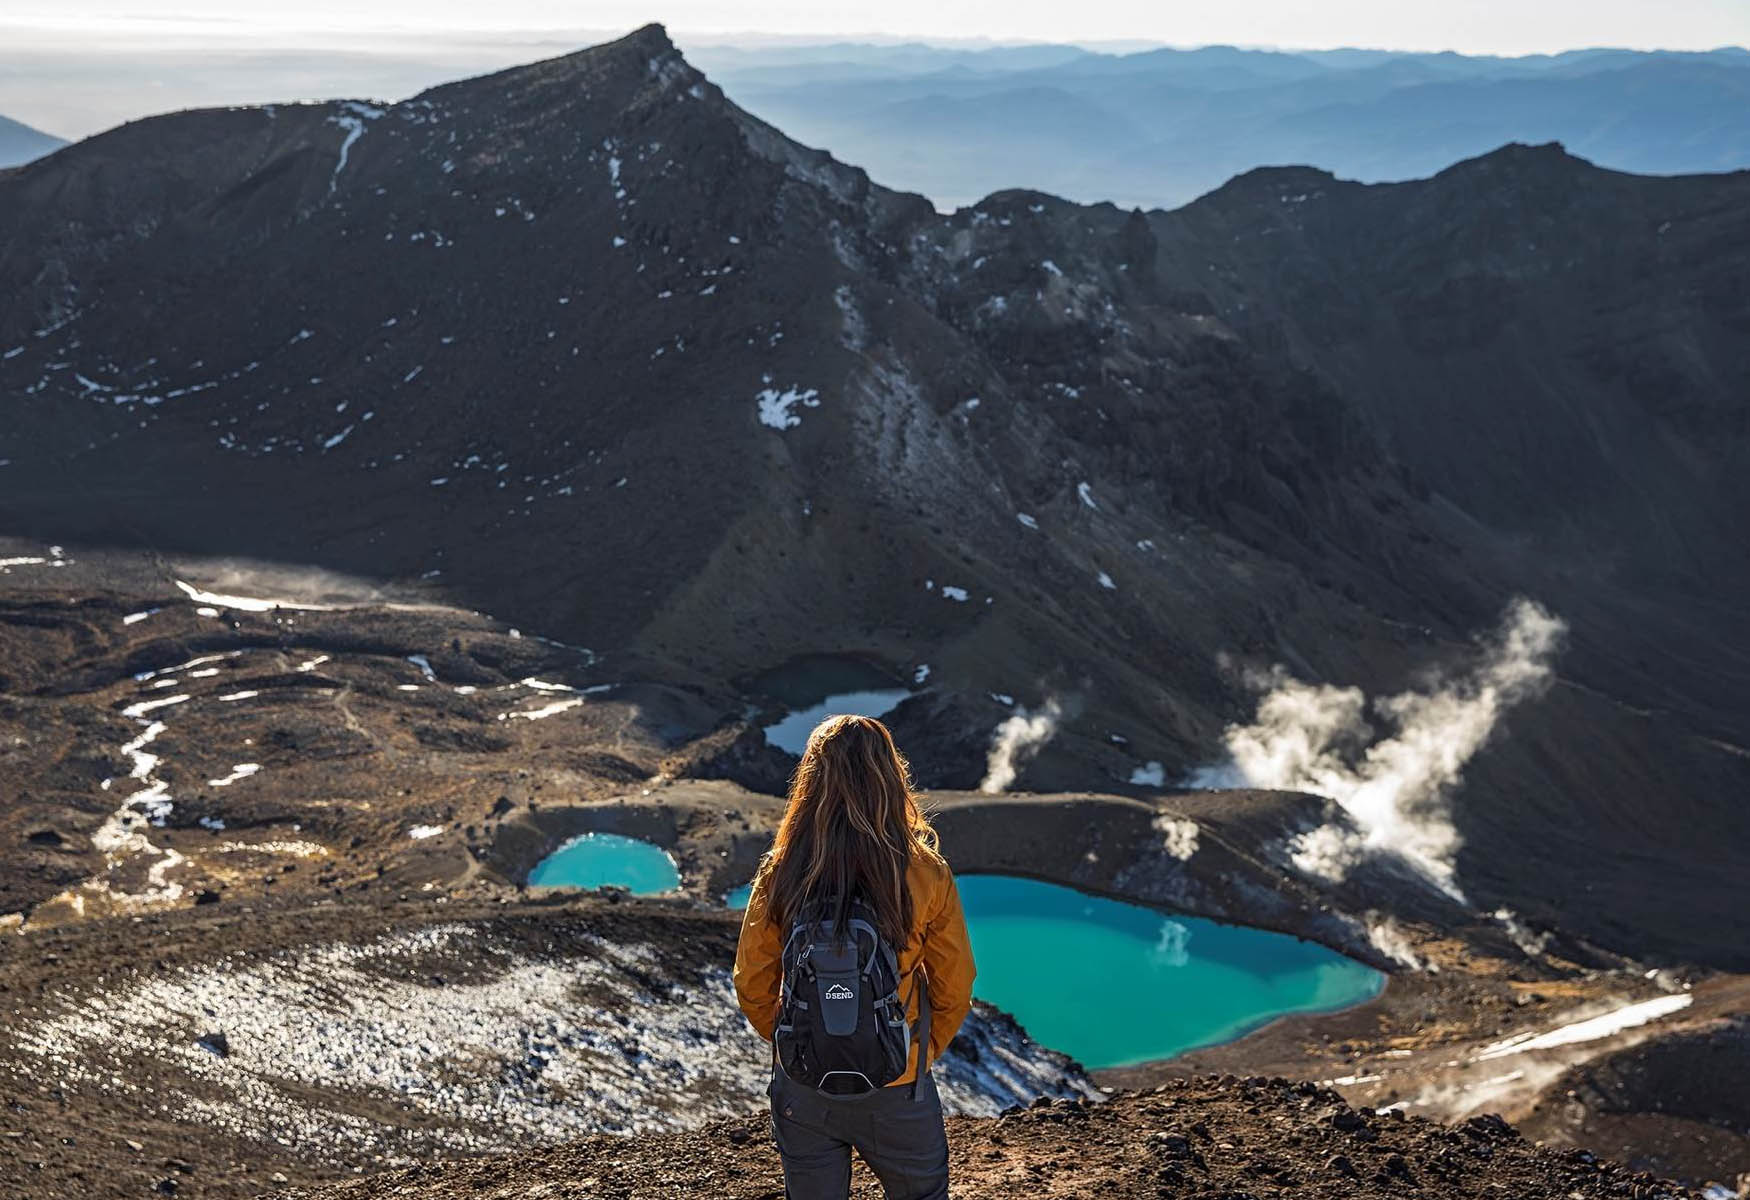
left=1152, top=814, right=1200, bottom=860
left=1207, top=599, right=1565, bottom=900
left=978, top=697, right=1065, bottom=793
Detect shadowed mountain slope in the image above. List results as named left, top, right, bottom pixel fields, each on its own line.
left=0, top=26, right=1746, bottom=969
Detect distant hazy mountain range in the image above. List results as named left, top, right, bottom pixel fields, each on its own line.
left=0, top=114, right=64, bottom=168
left=683, top=40, right=1750, bottom=208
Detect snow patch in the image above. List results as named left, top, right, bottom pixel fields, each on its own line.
left=174, top=581, right=333, bottom=613
left=756, top=384, right=821, bottom=431
left=1473, top=994, right=1693, bottom=1061
left=326, top=100, right=384, bottom=197
left=501, top=698, right=584, bottom=721
left=207, top=764, right=261, bottom=788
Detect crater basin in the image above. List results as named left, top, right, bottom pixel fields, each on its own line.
left=725, top=872, right=1384, bottom=1069
left=527, top=832, right=681, bottom=894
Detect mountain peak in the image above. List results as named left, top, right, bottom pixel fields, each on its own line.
left=1439, top=140, right=1594, bottom=178
left=413, top=20, right=693, bottom=116
left=600, top=21, right=676, bottom=59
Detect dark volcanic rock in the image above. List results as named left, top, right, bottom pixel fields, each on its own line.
left=269, top=1076, right=1706, bottom=1200
left=0, top=25, right=1746, bottom=971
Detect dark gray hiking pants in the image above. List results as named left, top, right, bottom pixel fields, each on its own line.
left=768, top=1065, right=949, bottom=1199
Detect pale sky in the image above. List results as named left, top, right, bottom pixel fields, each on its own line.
left=5, top=0, right=1746, bottom=52
left=3, top=0, right=1747, bottom=139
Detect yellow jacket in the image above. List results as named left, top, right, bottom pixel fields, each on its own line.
left=733, top=844, right=976, bottom=1087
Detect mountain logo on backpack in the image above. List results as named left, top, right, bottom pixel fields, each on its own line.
left=824, top=983, right=854, bottom=1000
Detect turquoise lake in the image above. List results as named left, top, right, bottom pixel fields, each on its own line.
left=527, top=832, right=680, bottom=894
left=954, top=875, right=1382, bottom=1068
left=724, top=871, right=1382, bottom=1068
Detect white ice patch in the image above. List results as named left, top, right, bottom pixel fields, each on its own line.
left=1473, top=994, right=1693, bottom=1061
left=207, top=764, right=261, bottom=788
left=326, top=100, right=384, bottom=197
left=756, top=384, right=821, bottom=431
left=407, top=654, right=436, bottom=680
left=123, top=609, right=161, bottom=625
left=940, top=586, right=970, bottom=602
left=406, top=825, right=445, bottom=840
left=133, top=653, right=237, bottom=683
left=519, top=677, right=578, bottom=693
left=1077, top=481, right=1099, bottom=510
left=1096, top=571, right=1116, bottom=590
left=122, top=694, right=190, bottom=719
left=66, top=671, right=207, bottom=910
left=0, top=546, right=71, bottom=570
left=913, top=664, right=931, bottom=684
left=1016, top=513, right=1038, bottom=529
left=174, top=580, right=334, bottom=613
left=501, top=698, right=584, bottom=721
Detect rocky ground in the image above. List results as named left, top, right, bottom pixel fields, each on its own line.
left=1, top=25, right=1747, bottom=1193
left=276, top=1078, right=1716, bottom=1200
left=1, top=559, right=1745, bottom=1197
left=0, top=890, right=1091, bottom=1200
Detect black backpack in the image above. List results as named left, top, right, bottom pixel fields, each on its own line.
left=774, top=895, right=930, bottom=1096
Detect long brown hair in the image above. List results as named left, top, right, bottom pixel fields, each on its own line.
left=759, top=714, right=936, bottom=947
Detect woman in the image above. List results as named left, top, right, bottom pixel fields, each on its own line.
left=734, top=714, right=975, bottom=1200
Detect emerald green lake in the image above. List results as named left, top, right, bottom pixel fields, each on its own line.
left=527, top=832, right=680, bottom=893
left=956, top=875, right=1383, bottom=1068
